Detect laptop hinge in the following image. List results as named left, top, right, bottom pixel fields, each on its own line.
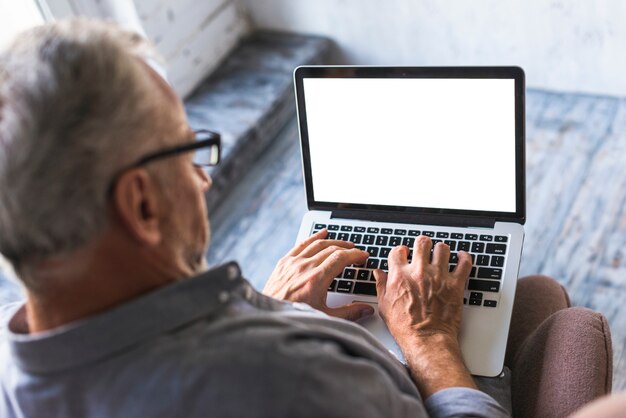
left=331, top=209, right=496, bottom=228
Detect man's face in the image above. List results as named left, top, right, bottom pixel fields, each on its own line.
left=159, top=142, right=212, bottom=275
left=141, top=62, right=212, bottom=275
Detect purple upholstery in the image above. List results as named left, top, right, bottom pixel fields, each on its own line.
left=505, top=276, right=613, bottom=418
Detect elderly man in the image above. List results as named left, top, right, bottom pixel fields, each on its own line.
left=0, top=19, right=510, bottom=417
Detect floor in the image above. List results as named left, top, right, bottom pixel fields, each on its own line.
left=206, top=89, right=626, bottom=391
left=1, top=88, right=624, bottom=391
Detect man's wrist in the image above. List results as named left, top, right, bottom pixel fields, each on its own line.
left=397, top=332, right=477, bottom=399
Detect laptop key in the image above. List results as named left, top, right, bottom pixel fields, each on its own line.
left=394, top=229, right=407, bottom=235
left=366, top=258, right=380, bottom=269
left=328, top=225, right=340, bottom=231
left=477, top=268, right=502, bottom=280
left=336, top=280, right=354, bottom=293
left=337, top=233, right=350, bottom=241
left=450, top=253, right=459, bottom=263
left=468, top=279, right=500, bottom=292
left=381, top=228, right=393, bottom=235
left=380, top=247, right=392, bottom=258
left=366, top=247, right=379, bottom=257
left=380, top=260, right=389, bottom=270
left=465, top=233, right=478, bottom=240
left=328, top=279, right=337, bottom=292
left=471, top=242, right=485, bottom=253
left=327, top=232, right=337, bottom=239
left=480, top=235, right=493, bottom=242
left=390, top=236, right=402, bottom=246
left=483, top=300, right=497, bottom=307
left=486, top=244, right=507, bottom=255
left=367, top=227, right=380, bottom=233
left=350, top=234, right=362, bottom=244
left=357, top=270, right=371, bottom=280
left=355, top=226, right=366, bottom=233
left=451, top=233, right=464, bottom=239
left=340, top=225, right=353, bottom=231
left=402, top=237, right=415, bottom=247
left=343, top=268, right=356, bottom=280
left=491, top=256, right=505, bottom=267
left=495, top=235, right=508, bottom=242
left=422, top=231, right=435, bottom=237
left=469, top=298, right=482, bottom=306
left=476, top=255, right=490, bottom=266
left=436, top=232, right=449, bottom=238
left=408, top=230, right=420, bottom=236
left=314, top=223, right=327, bottom=229
left=445, top=240, right=457, bottom=251
left=458, top=241, right=471, bottom=251
left=363, top=235, right=375, bottom=245
left=375, top=236, right=389, bottom=246
left=353, top=281, right=377, bottom=296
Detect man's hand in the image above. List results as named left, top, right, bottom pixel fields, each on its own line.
left=263, top=229, right=375, bottom=321
left=375, top=236, right=471, bottom=341
left=374, top=236, right=477, bottom=398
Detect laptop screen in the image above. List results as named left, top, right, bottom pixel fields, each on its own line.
left=295, top=67, right=525, bottom=222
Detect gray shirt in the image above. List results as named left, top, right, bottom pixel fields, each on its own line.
left=0, top=262, right=509, bottom=417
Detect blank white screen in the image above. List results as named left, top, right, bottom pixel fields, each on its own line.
left=303, top=78, right=517, bottom=212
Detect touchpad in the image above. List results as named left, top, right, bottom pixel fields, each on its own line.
left=353, top=300, right=405, bottom=363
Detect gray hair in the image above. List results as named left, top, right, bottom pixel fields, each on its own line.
left=0, top=18, right=167, bottom=275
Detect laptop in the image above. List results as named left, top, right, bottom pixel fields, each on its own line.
left=293, top=66, right=525, bottom=377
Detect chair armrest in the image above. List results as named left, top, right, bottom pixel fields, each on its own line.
left=511, top=307, right=612, bottom=418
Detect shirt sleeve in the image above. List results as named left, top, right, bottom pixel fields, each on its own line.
left=424, top=387, right=511, bottom=418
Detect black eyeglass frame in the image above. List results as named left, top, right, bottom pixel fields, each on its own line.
left=130, top=129, right=221, bottom=168
left=107, top=129, right=221, bottom=195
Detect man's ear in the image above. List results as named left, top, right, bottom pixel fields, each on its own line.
left=111, top=168, right=163, bottom=246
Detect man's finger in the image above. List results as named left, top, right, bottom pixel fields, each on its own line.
left=309, top=244, right=362, bottom=267
left=317, top=248, right=369, bottom=282
left=431, top=242, right=450, bottom=269
left=388, top=245, right=409, bottom=268
left=373, top=269, right=388, bottom=300
left=299, top=239, right=354, bottom=258
left=452, top=251, right=473, bottom=282
left=325, top=303, right=375, bottom=322
left=288, top=229, right=327, bottom=256
left=411, top=235, right=432, bottom=267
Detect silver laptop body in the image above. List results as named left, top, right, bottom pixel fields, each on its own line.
left=293, top=66, right=526, bottom=377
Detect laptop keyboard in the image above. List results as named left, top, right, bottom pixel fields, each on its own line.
left=312, top=223, right=508, bottom=308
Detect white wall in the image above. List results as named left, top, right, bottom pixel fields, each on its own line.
left=0, top=0, right=44, bottom=49
left=45, top=0, right=250, bottom=97
left=241, top=0, right=626, bottom=97
left=134, top=0, right=249, bottom=97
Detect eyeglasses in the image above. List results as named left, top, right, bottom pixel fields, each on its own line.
left=108, top=129, right=221, bottom=194
left=130, top=129, right=221, bottom=169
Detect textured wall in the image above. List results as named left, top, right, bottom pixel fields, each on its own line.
left=135, top=0, right=250, bottom=97
left=241, top=0, right=626, bottom=96
left=45, top=0, right=251, bottom=97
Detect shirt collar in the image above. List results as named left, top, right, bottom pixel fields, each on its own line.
left=6, top=262, right=244, bottom=374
